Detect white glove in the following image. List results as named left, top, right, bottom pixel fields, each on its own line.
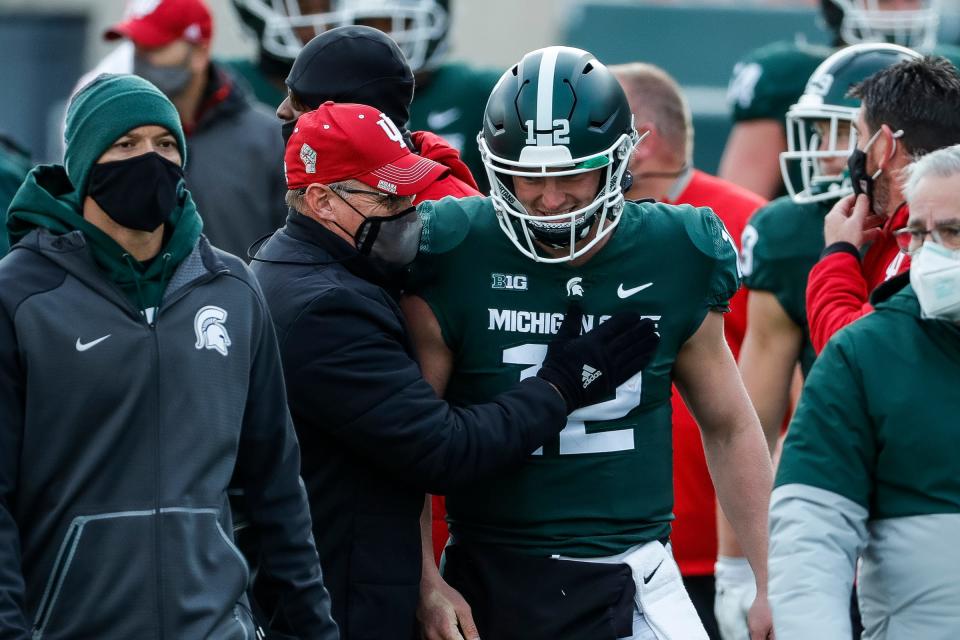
left=713, top=556, right=756, bottom=640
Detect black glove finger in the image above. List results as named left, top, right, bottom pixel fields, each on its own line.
left=554, top=302, right=584, bottom=342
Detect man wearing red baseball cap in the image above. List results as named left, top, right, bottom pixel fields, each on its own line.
left=249, top=102, right=660, bottom=639
left=98, top=0, right=289, bottom=262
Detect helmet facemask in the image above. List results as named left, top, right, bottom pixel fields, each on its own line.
left=481, top=129, right=639, bottom=264
left=781, top=104, right=858, bottom=204
left=234, top=0, right=447, bottom=71
left=830, top=0, right=940, bottom=51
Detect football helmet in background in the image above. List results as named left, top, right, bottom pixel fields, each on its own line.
left=232, top=0, right=449, bottom=72
left=780, top=42, right=920, bottom=204
left=821, top=0, right=941, bottom=51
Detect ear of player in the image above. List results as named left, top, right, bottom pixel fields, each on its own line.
left=536, top=302, right=659, bottom=412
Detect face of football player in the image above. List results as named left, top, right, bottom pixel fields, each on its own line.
left=512, top=170, right=603, bottom=223
left=293, top=0, right=333, bottom=44
left=813, top=119, right=852, bottom=175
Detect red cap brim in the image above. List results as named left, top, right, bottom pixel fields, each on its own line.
left=355, top=153, right=450, bottom=197
left=104, top=19, right=176, bottom=48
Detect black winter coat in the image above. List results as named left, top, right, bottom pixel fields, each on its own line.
left=251, top=212, right=566, bottom=639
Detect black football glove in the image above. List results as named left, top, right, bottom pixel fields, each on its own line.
left=537, top=303, right=659, bottom=412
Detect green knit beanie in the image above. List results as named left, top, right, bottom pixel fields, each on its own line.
left=64, top=73, right=187, bottom=200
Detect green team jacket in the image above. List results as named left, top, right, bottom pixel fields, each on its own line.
left=769, top=282, right=960, bottom=639
left=740, top=195, right=830, bottom=376
left=410, top=196, right=739, bottom=557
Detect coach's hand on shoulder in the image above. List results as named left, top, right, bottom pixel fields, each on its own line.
left=537, top=303, right=659, bottom=412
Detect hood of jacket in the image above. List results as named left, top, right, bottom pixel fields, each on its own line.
left=7, top=164, right=203, bottom=315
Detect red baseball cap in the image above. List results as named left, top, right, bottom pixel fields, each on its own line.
left=285, top=102, right=449, bottom=197
left=104, top=0, right=213, bottom=48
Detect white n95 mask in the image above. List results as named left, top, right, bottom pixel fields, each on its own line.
left=910, top=242, right=960, bottom=322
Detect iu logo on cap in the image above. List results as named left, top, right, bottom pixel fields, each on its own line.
left=376, top=115, right=407, bottom=148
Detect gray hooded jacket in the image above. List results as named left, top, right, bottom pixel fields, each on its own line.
left=0, top=229, right=338, bottom=639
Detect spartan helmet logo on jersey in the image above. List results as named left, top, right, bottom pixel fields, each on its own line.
left=566, top=277, right=585, bottom=297
left=231, top=0, right=449, bottom=72
left=822, top=0, right=941, bottom=51
left=480, top=46, right=639, bottom=264
left=194, top=306, right=232, bottom=357
left=780, top=43, right=920, bottom=204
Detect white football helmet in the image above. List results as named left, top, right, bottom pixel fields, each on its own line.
left=828, top=0, right=941, bottom=52
left=232, top=0, right=448, bottom=71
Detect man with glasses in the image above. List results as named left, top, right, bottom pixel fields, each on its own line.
left=249, top=102, right=658, bottom=639
left=805, top=55, right=960, bottom=353
left=769, top=143, right=960, bottom=638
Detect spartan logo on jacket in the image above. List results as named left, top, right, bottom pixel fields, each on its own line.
left=194, top=306, right=231, bottom=356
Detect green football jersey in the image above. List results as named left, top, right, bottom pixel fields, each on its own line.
left=740, top=195, right=830, bottom=376
left=411, top=197, right=740, bottom=557
left=407, top=62, right=503, bottom=193
left=727, top=40, right=832, bottom=124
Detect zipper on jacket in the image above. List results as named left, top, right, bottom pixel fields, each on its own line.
left=151, top=322, right=165, bottom=640
left=31, top=520, right=83, bottom=637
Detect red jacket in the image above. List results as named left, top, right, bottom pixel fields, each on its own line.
left=412, top=130, right=481, bottom=203
left=806, top=203, right=910, bottom=354
left=669, top=170, right=765, bottom=576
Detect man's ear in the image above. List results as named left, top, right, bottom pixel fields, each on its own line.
left=303, top=184, right=336, bottom=221
left=877, top=123, right=905, bottom=170
left=632, top=121, right=659, bottom=164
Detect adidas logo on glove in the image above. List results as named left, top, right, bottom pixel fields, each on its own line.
left=581, top=364, right=602, bottom=388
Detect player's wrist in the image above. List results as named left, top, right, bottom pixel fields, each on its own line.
left=715, top=555, right=755, bottom=587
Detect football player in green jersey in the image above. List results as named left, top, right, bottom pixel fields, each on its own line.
left=717, top=43, right=920, bottom=640
left=719, top=0, right=955, bottom=200
left=406, top=46, right=773, bottom=640
left=228, top=0, right=500, bottom=190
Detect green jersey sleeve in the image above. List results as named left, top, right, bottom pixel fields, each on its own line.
left=740, top=196, right=827, bottom=328
left=775, top=330, right=875, bottom=509
left=727, top=41, right=831, bottom=124
left=682, top=205, right=742, bottom=313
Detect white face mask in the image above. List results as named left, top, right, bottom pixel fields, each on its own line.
left=910, top=242, right=960, bottom=322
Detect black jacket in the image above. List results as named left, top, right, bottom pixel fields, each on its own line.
left=0, top=230, right=338, bottom=640
left=251, top=213, right=566, bottom=640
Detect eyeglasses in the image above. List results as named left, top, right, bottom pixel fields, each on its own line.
left=894, top=223, right=960, bottom=254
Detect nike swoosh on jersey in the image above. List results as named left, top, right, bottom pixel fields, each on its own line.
left=426, top=107, right=461, bottom=130
left=617, top=282, right=654, bottom=298
left=75, top=334, right=111, bottom=351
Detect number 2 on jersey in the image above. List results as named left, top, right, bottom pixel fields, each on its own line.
left=502, top=343, right=641, bottom=455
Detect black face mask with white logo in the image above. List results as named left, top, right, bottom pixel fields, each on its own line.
left=88, top=152, right=184, bottom=232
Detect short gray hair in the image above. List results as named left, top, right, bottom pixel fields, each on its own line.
left=903, top=144, right=960, bottom=203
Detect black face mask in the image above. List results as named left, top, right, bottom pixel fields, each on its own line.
left=847, top=147, right=874, bottom=201
left=88, top=152, right=184, bottom=232
left=332, top=190, right=422, bottom=271
left=281, top=119, right=298, bottom=146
